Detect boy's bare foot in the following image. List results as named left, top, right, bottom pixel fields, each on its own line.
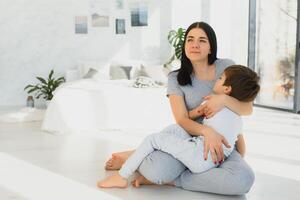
left=105, top=150, right=134, bottom=171
left=97, top=173, right=128, bottom=188
left=131, top=174, right=153, bottom=188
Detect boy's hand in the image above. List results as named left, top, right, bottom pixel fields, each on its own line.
left=196, top=104, right=205, bottom=116
left=199, top=94, right=226, bottom=119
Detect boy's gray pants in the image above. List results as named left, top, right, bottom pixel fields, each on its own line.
left=119, top=125, right=216, bottom=178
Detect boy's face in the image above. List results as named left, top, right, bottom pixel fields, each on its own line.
left=213, top=73, right=231, bottom=95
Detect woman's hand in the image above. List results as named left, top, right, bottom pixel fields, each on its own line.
left=202, top=125, right=231, bottom=163
left=198, top=94, right=226, bottom=119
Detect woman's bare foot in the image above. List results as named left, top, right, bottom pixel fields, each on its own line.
left=97, top=172, right=128, bottom=188
left=131, top=173, right=153, bottom=188
left=105, top=150, right=134, bottom=171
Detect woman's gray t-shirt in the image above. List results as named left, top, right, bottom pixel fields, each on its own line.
left=167, top=58, right=235, bottom=124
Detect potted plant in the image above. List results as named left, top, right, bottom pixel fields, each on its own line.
left=24, top=70, right=65, bottom=106
left=164, top=27, right=186, bottom=69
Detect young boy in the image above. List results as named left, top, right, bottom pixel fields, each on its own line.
left=98, top=65, right=260, bottom=188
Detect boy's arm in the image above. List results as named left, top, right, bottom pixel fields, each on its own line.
left=235, top=134, right=246, bottom=157
left=200, top=94, right=253, bottom=119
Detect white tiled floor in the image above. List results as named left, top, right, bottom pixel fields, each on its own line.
left=0, top=106, right=299, bottom=200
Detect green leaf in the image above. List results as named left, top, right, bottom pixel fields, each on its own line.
left=36, top=93, right=44, bottom=99
left=49, top=70, right=54, bottom=80
left=48, top=79, right=54, bottom=89
left=47, top=94, right=53, bottom=100
left=175, top=47, right=182, bottom=59
left=24, top=85, right=34, bottom=90
left=27, top=87, right=38, bottom=94
left=167, top=27, right=186, bottom=61
left=167, top=30, right=176, bottom=42
left=36, top=77, right=47, bottom=85
left=56, top=77, right=65, bottom=83
left=41, top=85, right=49, bottom=93
left=41, top=88, right=49, bottom=95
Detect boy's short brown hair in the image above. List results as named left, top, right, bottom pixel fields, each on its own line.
left=223, top=65, right=260, bottom=102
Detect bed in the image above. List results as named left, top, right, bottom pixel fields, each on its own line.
left=41, top=79, right=174, bottom=135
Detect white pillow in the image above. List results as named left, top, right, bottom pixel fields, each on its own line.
left=130, top=65, right=147, bottom=79
left=92, top=68, right=110, bottom=81
left=110, top=59, right=143, bottom=79
left=109, top=65, right=132, bottom=80
left=132, top=64, right=167, bottom=86
left=77, top=60, right=110, bottom=80
left=82, top=68, right=98, bottom=79
left=66, top=69, right=80, bottom=82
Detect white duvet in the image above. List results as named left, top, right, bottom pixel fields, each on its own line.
left=41, top=79, right=174, bottom=134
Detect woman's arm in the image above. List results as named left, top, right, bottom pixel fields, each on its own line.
left=169, top=95, right=231, bottom=162
left=169, top=95, right=207, bottom=136
left=223, top=95, right=253, bottom=116
left=235, top=134, right=246, bottom=157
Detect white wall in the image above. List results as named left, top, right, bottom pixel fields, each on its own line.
left=171, top=0, right=202, bottom=29
left=0, top=0, right=172, bottom=106
left=209, top=0, right=249, bottom=65
left=171, top=0, right=249, bottom=65
left=0, top=0, right=250, bottom=106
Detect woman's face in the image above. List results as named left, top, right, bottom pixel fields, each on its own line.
left=185, top=28, right=211, bottom=63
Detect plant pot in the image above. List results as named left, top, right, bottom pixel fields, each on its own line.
left=45, top=100, right=51, bottom=107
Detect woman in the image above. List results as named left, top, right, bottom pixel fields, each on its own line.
left=105, top=22, right=254, bottom=195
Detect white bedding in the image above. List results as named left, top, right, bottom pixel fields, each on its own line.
left=0, top=107, right=45, bottom=123
left=41, top=79, right=174, bottom=134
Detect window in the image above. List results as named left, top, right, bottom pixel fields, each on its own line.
left=250, top=0, right=298, bottom=111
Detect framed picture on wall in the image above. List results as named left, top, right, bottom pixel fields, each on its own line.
left=130, top=2, right=148, bottom=26
left=92, top=13, right=109, bottom=27
left=115, top=0, right=124, bottom=9
left=75, top=16, right=88, bottom=34
left=116, top=19, right=125, bottom=34
left=89, top=0, right=110, bottom=27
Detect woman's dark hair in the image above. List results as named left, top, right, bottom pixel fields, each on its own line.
left=175, top=22, right=218, bottom=86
